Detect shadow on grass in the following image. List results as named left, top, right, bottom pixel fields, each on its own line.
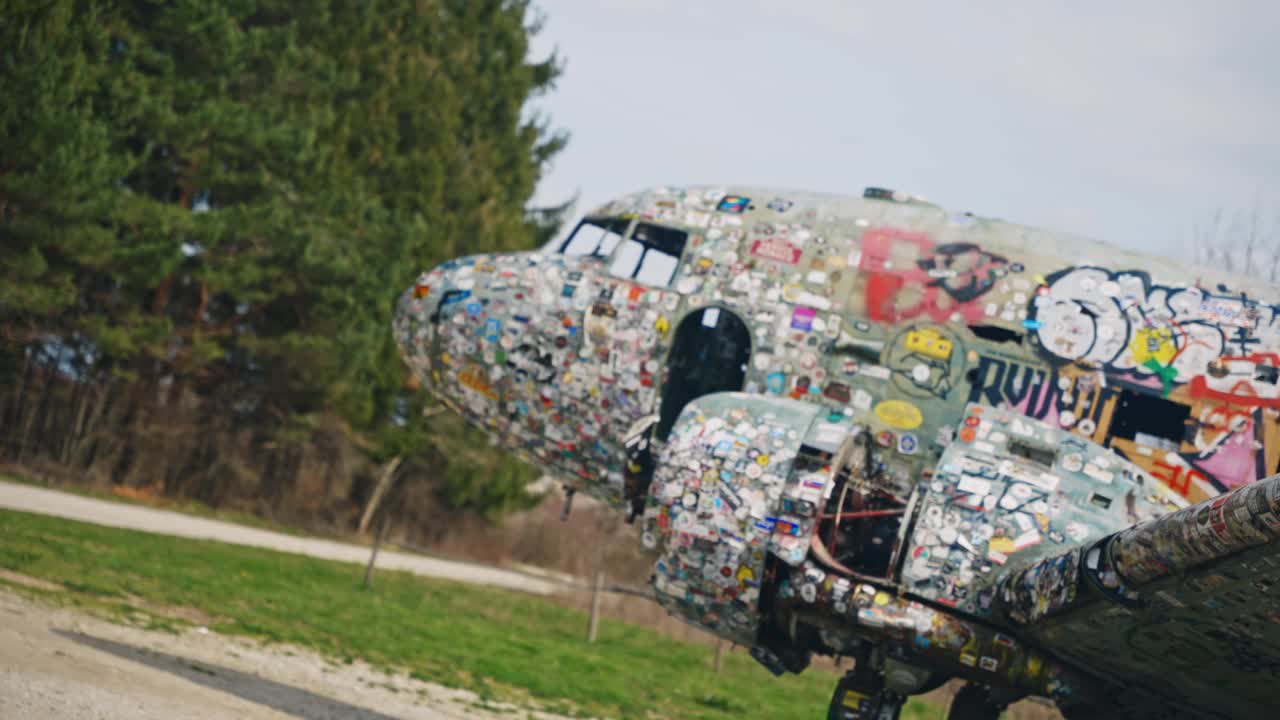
left=55, top=629, right=401, bottom=720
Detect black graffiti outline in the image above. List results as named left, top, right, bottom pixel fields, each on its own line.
left=965, top=355, right=1065, bottom=420
left=1028, top=265, right=1279, bottom=376
left=916, top=242, right=1009, bottom=305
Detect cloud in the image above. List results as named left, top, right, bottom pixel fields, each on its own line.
left=749, top=1, right=1280, bottom=192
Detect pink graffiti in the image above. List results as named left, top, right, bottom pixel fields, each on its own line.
left=1192, top=407, right=1257, bottom=490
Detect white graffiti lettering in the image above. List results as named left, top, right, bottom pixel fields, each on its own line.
left=1030, top=267, right=1280, bottom=384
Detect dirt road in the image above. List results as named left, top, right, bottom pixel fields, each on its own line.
left=0, top=480, right=559, bottom=595
left=0, top=588, right=572, bottom=720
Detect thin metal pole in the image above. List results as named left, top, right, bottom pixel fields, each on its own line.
left=586, top=570, right=603, bottom=643
left=363, top=515, right=390, bottom=589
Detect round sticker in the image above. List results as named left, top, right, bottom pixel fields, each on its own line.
left=875, top=400, right=924, bottom=430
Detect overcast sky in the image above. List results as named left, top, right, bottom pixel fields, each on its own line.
left=527, top=1, right=1279, bottom=257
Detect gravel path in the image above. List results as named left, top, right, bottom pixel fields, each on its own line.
left=0, top=480, right=560, bottom=595
left=0, top=588, right=573, bottom=720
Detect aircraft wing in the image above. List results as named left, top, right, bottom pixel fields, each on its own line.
left=1000, top=473, right=1280, bottom=719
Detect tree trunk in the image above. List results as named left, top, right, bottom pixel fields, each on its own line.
left=10, top=349, right=32, bottom=463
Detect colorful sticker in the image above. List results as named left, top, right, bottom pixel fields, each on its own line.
left=791, top=306, right=816, bottom=331
left=750, top=237, right=803, bottom=264
left=766, top=372, right=786, bottom=394
left=898, top=433, right=919, bottom=455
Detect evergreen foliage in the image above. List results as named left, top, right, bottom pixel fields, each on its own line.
left=0, top=0, right=567, bottom=519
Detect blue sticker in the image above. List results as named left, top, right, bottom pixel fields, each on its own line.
left=440, top=289, right=470, bottom=305
left=898, top=433, right=919, bottom=455
left=717, top=195, right=750, bottom=214
left=766, top=371, right=786, bottom=394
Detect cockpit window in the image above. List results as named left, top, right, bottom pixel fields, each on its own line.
left=559, top=217, right=629, bottom=258
left=607, top=222, right=687, bottom=288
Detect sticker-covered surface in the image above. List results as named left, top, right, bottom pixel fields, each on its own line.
left=772, top=556, right=1085, bottom=702
left=396, top=184, right=1280, bottom=513
left=393, top=184, right=1280, bottom=717
left=1025, top=473, right=1280, bottom=719
left=903, top=404, right=1184, bottom=615
left=395, top=251, right=676, bottom=505
left=642, top=393, right=829, bottom=645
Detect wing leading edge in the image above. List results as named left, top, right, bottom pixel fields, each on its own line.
left=998, top=473, right=1280, bottom=719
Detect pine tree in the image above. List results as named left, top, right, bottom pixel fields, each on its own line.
left=1, top=0, right=568, bottom=519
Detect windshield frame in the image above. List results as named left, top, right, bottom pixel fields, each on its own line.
left=604, top=220, right=689, bottom=289
left=555, top=216, right=635, bottom=259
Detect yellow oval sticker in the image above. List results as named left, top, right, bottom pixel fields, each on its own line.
left=875, top=400, right=923, bottom=430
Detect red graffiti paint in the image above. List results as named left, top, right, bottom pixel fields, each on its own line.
left=1188, top=353, right=1280, bottom=409
left=859, top=228, right=1007, bottom=324
left=1152, top=461, right=1209, bottom=499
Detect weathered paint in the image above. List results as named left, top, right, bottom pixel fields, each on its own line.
left=395, top=186, right=1280, bottom=510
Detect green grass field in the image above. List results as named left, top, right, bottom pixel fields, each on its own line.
left=0, top=508, right=944, bottom=719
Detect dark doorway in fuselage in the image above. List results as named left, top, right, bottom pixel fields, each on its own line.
left=656, top=307, right=752, bottom=441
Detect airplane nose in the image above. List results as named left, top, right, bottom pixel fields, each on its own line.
left=393, top=262, right=455, bottom=391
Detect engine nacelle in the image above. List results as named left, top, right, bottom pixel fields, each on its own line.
left=641, top=392, right=854, bottom=646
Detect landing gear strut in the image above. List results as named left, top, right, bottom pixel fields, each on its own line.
left=946, top=683, right=1007, bottom=720
left=622, top=416, right=657, bottom=523
left=827, top=665, right=905, bottom=720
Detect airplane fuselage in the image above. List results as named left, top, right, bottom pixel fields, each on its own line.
left=396, top=185, right=1280, bottom=507
left=393, top=185, right=1280, bottom=717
